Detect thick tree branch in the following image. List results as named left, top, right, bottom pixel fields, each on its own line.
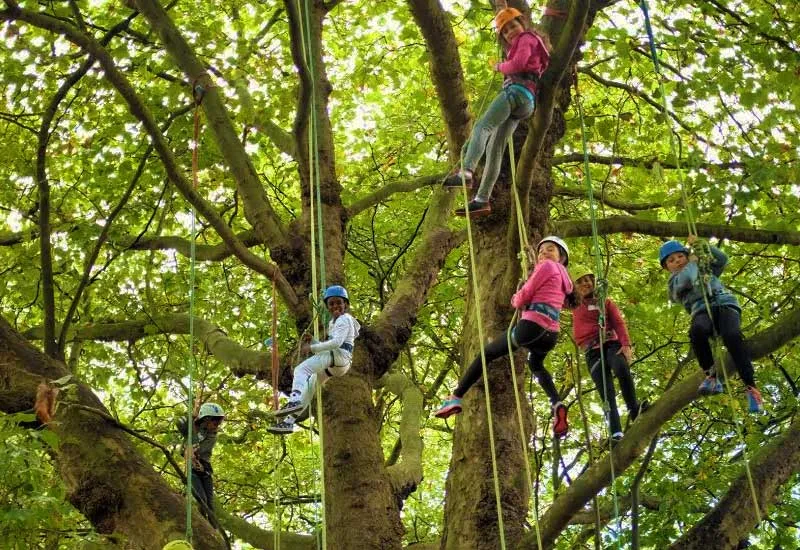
left=554, top=186, right=667, bottom=212
left=552, top=152, right=745, bottom=171
left=670, top=413, right=800, bottom=549
left=526, top=305, right=800, bottom=548
left=130, top=0, right=289, bottom=247
left=23, top=314, right=279, bottom=380
left=217, top=509, right=315, bottom=550
left=377, top=373, right=424, bottom=501
left=125, top=229, right=262, bottom=261
left=0, top=314, right=225, bottom=549
left=554, top=215, right=800, bottom=246
left=0, top=5, right=303, bottom=317
left=346, top=174, right=442, bottom=217
left=518, top=0, right=590, bottom=190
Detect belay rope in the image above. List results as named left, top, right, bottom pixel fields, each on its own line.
left=637, top=0, right=762, bottom=523
left=183, top=76, right=206, bottom=543
left=573, top=71, right=622, bottom=548
left=297, top=0, right=328, bottom=546
left=505, top=137, right=544, bottom=550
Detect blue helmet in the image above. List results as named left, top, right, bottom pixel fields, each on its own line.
left=323, top=285, right=349, bottom=304
left=659, top=240, right=688, bottom=267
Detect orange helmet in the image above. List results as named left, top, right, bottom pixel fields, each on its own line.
left=494, top=7, right=523, bottom=33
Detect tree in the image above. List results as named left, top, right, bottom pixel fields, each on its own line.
left=0, top=0, right=798, bottom=548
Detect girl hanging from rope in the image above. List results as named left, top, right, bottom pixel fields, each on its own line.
left=659, top=237, right=763, bottom=412
left=435, top=236, right=576, bottom=438
left=442, top=3, right=551, bottom=218
left=571, top=266, right=648, bottom=444
left=176, top=402, right=225, bottom=527
left=268, top=285, right=361, bottom=435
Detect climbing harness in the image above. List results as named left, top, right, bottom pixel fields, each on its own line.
left=637, top=0, right=762, bottom=523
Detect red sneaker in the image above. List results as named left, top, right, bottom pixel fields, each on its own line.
left=552, top=402, right=568, bottom=438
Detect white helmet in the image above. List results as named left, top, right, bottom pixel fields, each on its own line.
left=197, top=402, right=225, bottom=420
left=537, top=236, right=570, bottom=266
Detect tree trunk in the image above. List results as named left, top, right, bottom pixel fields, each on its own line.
left=0, top=316, right=225, bottom=550
left=670, top=414, right=800, bottom=550
left=324, top=374, right=405, bottom=549
left=440, top=224, right=533, bottom=550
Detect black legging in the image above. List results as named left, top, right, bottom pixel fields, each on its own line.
left=689, top=305, right=755, bottom=386
left=586, top=341, right=639, bottom=434
left=454, top=319, right=560, bottom=404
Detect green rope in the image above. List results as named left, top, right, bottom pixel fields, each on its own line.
left=183, top=92, right=204, bottom=543
left=298, top=0, right=328, bottom=545
left=574, top=74, right=622, bottom=547
left=459, top=159, right=507, bottom=549
left=505, top=139, right=543, bottom=550
left=638, top=1, right=762, bottom=523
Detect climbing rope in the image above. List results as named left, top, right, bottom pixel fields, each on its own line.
left=182, top=78, right=207, bottom=543
left=269, top=275, right=283, bottom=549
left=504, top=139, right=543, bottom=550
left=297, top=0, right=328, bottom=545
left=637, top=0, right=762, bottom=523
left=458, top=157, right=507, bottom=549
left=574, top=71, right=622, bottom=547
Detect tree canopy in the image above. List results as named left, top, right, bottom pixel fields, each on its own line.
left=0, top=0, right=798, bottom=548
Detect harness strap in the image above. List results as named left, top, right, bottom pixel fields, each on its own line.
left=525, top=302, right=560, bottom=321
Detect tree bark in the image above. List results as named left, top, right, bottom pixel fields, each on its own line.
left=669, top=414, right=800, bottom=550
left=0, top=315, right=225, bottom=550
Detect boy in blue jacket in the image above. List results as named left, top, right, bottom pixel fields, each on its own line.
left=659, top=239, right=763, bottom=412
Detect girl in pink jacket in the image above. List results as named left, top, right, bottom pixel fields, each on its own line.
left=435, top=237, right=575, bottom=438
left=572, top=267, right=648, bottom=444
left=442, top=6, right=551, bottom=218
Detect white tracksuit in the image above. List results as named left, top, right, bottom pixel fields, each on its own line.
left=291, top=313, right=361, bottom=403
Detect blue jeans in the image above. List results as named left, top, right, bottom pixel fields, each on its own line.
left=462, top=84, right=535, bottom=202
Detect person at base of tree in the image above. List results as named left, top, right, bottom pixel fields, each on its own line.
left=176, top=402, right=225, bottom=527
left=571, top=266, right=648, bottom=443
left=268, top=285, right=361, bottom=435
left=435, top=236, right=576, bottom=438
left=659, top=237, right=763, bottom=413
left=441, top=4, right=551, bottom=218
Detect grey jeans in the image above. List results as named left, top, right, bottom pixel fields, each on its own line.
left=462, top=84, right=535, bottom=202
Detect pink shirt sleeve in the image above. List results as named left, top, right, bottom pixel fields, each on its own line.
left=511, top=261, right=555, bottom=309
left=605, top=300, right=631, bottom=347
left=498, top=34, right=535, bottom=75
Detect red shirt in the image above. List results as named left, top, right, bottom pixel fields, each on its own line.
left=571, top=298, right=631, bottom=351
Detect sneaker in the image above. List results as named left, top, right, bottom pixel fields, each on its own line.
left=434, top=395, right=463, bottom=419
left=455, top=199, right=491, bottom=218
left=552, top=402, right=568, bottom=438
left=745, top=386, right=763, bottom=413
left=266, top=419, right=296, bottom=435
left=698, top=375, right=723, bottom=396
left=274, top=400, right=305, bottom=418
left=442, top=169, right=474, bottom=189
left=629, top=400, right=650, bottom=422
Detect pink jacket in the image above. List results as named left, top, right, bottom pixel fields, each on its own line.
left=572, top=299, right=631, bottom=351
left=511, top=259, right=573, bottom=332
left=497, top=31, right=550, bottom=95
